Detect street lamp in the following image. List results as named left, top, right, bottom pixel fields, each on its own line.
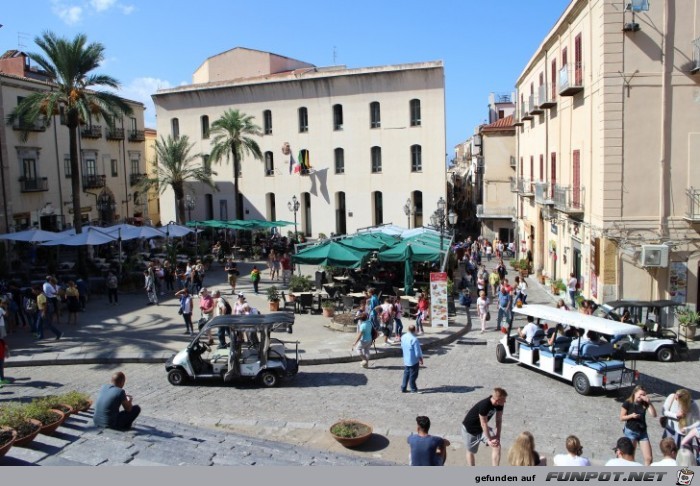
left=403, top=198, right=415, bottom=229
left=185, top=195, right=195, bottom=222
left=288, top=195, right=300, bottom=241
left=431, top=196, right=458, bottom=251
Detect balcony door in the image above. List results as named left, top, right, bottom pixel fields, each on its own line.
left=573, top=150, right=581, bottom=208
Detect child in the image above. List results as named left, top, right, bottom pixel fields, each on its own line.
left=250, top=265, right=261, bottom=294
left=0, top=338, right=8, bottom=386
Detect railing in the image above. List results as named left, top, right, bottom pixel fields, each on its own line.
left=82, top=174, right=106, bottom=189
left=534, top=181, right=553, bottom=204
left=12, top=120, right=46, bottom=132
left=692, top=37, right=700, bottom=73
left=538, top=84, right=556, bottom=108
left=81, top=125, right=102, bottom=139
left=530, top=94, right=543, bottom=115
left=106, top=128, right=125, bottom=140
left=128, top=130, right=145, bottom=142
left=521, top=99, right=533, bottom=120
left=686, top=188, right=700, bottom=221
left=129, top=173, right=146, bottom=186
left=510, top=176, right=519, bottom=192
left=518, top=177, right=534, bottom=196
left=559, top=63, right=584, bottom=96
left=476, top=204, right=516, bottom=219
left=513, top=105, right=524, bottom=126
left=19, top=177, right=48, bottom=192
left=553, top=184, right=585, bottom=213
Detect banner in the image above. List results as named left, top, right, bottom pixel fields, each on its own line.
left=429, top=272, right=448, bottom=327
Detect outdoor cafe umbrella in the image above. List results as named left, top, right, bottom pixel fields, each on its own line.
left=42, top=227, right=117, bottom=246
left=161, top=222, right=193, bottom=238
left=292, top=240, right=369, bottom=268
left=338, top=234, right=392, bottom=251
left=378, top=240, right=441, bottom=296
left=0, top=228, right=63, bottom=242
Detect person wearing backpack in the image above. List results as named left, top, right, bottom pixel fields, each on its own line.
left=250, top=265, right=261, bottom=294
left=213, top=289, right=232, bottom=348
left=375, top=296, right=395, bottom=346
left=352, top=312, right=374, bottom=368
left=392, top=296, right=404, bottom=338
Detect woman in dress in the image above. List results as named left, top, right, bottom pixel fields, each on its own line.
left=507, top=431, right=546, bottom=466
left=476, top=290, right=490, bottom=333
left=65, top=281, right=80, bottom=325
left=621, top=385, right=657, bottom=465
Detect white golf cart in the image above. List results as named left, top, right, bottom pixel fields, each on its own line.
left=496, top=304, right=642, bottom=395
left=165, top=312, right=299, bottom=387
left=592, top=300, right=688, bottom=362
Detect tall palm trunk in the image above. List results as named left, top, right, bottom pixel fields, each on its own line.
left=68, top=113, right=83, bottom=233
left=174, top=184, right=186, bottom=224
left=233, top=143, right=242, bottom=220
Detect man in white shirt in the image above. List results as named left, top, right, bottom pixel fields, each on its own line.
left=567, top=273, right=578, bottom=309
left=518, top=316, right=541, bottom=344
left=650, top=438, right=677, bottom=466
left=605, top=437, right=643, bottom=466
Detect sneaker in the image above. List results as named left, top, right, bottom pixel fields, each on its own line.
left=184, top=331, right=191, bottom=335
left=410, top=390, right=422, bottom=394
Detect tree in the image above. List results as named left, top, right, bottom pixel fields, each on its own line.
left=7, top=31, right=132, bottom=234
left=208, top=109, right=262, bottom=219
left=142, top=135, right=216, bottom=224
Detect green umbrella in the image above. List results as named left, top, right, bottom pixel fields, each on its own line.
left=292, top=240, right=369, bottom=268
left=338, top=234, right=391, bottom=251
left=377, top=240, right=440, bottom=296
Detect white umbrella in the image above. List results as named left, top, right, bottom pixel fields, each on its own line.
left=104, top=224, right=164, bottom=241
left=42, top=227, right=117, bottom=246
left=161, top=223, right=193, bottom=238
left=0, top=228, right=63, bottom=242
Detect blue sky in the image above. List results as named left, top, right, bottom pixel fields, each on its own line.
left=1, top=0, right=571, bottom=154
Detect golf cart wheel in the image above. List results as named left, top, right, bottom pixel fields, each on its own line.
left=496, top=344, right=507, bottom=363
left=656, top=347, right=674, bottom=362
left=260, top=370, right=278, bottom=388
left=572, top=372, right=591, bottom=395
left=167, top=368, right=187, bottom=386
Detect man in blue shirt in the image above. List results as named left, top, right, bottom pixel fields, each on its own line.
left=407, top=415, right=450, bottom=466
left=400, top=324, right=423, bottom=393
left=367, top=288, right=380, bottom=329
left=93, top=371, right=141, bottom=430
left=496, top=286, right=513, bottom=330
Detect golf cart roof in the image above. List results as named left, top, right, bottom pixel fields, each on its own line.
left=512, top=304, right=644, bottom=336
left=203, top=312, right=295, bottom=332
left=604, top=300, right=683, bottom=310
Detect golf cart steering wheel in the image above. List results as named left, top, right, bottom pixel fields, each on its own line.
left=193, top=340, right=210, bottom=354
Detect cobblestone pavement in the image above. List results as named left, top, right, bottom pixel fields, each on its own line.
left=2, top=258, right=698, bottom=466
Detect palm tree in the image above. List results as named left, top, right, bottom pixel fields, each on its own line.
left=142, top=135, right=216, bottom=224
left=7, top=31, right=132, bottom=233
left=209, top=109, right=262, bottom=219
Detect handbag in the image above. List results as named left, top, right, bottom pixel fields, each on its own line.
left=659, top=416, right=668, bottom=428
left=178, top=308, right=183, bottom=315
left=485, top=311, right=491, bottom=322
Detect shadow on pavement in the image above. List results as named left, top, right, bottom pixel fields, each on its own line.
left=351, top=433, right=391, bottom=453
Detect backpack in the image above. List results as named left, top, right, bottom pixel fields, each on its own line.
left=371, top=326, right=379, bottom=342
left=222, top=298, right=232, bottom=315
left=380, top=309, right=392, bottom=324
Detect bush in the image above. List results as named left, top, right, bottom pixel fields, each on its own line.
left=59, top=390, right=92, bottom=411
left=23, top=401, right=61, bottom=426
left=331, top=421, right=369, bottom=438
left=289, top=274, right=313, bottom=292
left=0, top=403, right=37, bottom=438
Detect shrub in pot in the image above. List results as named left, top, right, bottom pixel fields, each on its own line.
left=329, top=419, right=373, bottom=448
left=321, top=299, right=335, bottom=317
left=0, top=427, right=16, bottom=457
left=267, top=286, right=281, bottom=311
left=23, top=401, right=64, bottom=435
left=60, top=390, right=92, bottom=412
left=0, top=403, right=41, bottom=447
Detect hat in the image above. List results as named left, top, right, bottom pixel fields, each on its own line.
left=612, top=437, right=635, bottom=455
left=237, top=292, right=246, bottom=300
left=199, top=287, right=209, bottom=295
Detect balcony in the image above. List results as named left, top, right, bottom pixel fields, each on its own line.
left=518, top=177, right=534, bottom=197
left=129, top=173, right=147, bottom=186
left=513, top=106, right=524, bottom=126
left=553, top=184, right=585, bottom=215
left=538, top=84, right=557, bottom=109
left=530, top=94, right=544, bottom=115
left=128, top=130, right=145, bottom=142
left=82, top=174, right=106, bottom=189
left=81, top=125, right=102, bottom=139
left=106, top=128, right=125, bottom=140
left=685, top=188, right=700, bottom=221
left=476, top=204, right=516, bottom=219
left=559, top=64, right=584, bottom=96
left=510, top=176, right=519, bottom=192
left=12, top=120, right=46, bottom=132
left=692, top=37, right=700, bottom=74
left=19, top=177, right=48, bottom=192
left=521, top=100, right=533, bottom=121
left=534, top=182, right=554, bottom=205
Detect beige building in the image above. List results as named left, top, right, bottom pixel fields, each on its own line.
left=0, top=50, right=147, bottom=232
left=513, top=0, right=700, bottom=306
left=144, top=127, right=160, bottom=226
left=152, top=47, right=447, bottom=236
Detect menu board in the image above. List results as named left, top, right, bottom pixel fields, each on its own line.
left=429, top=272, right=449, bottom=328
left=669, top=262, right=688, bottom=304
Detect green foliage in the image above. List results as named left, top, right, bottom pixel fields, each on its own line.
left=266, top=286, right=280, bottom=302
left=289, top=274, right=313, bottom=292
left=59, top=390, right=92, bottom=411
left=0, top=403, right=39, bottom=438
left=509, top=259, right=518, bottom=268
left=676, top=307, right=700, bottom=327
left=331, top=421, right=369, bottom=438
left=321, top=299, right=335, bottom=309
left=251, top=246, right=262, bottom=258
left=22, top=401, right=61, bottom=426
left=0, top=428, right=13, bottom=446
left=446, top=278, right=454, bottom=296
left=318, top=233, right=328, bottom=240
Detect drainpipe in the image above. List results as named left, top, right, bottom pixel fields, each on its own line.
left=121, top=115, right=129, bottom=221
left=658, top=0, right=672, bottom=242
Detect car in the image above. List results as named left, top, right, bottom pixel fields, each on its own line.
left=593, top=300, right=688, bottom=362
left=496, top=304, right=642, bottom=395
left=165, top=312, right=299, bottom=387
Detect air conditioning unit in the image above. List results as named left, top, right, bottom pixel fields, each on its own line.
left=640, top=244, right=669, bottom=268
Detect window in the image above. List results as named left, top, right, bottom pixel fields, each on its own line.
left=263, top=110, right=272, bottom=135
left=111, top=159, right=118, bottom=177
left=171, top=118, right=179, bottom=139
left=334, top=148, right=345, bottom=174
left=551, top=59, right=557, bottom=100
left=410, top=144, right=422, bottom=172
left=370, top=102, right=381, bottom=128
left=529, top=156, right=534, bottom=182
left=574, top=34, right=583, bottom=85
left=22, top=158, right=37, bottom=180
left=264, top=151, right=274, bottom=176
left=130, top=117, right=137, bottom=132
left=85, top=158, right=97, bottom=176
left=333, top=104, right=343, bottom=130
left=539, top=154, right=544, bottom=181
left=371, top=146, right=382, bottom=173
left=202, top=154, right=211, bottom=175
left=498, top=110, right=505, bottom=119
left=550, top=152, right=557, bottom=197
left=373, top=191, right=383, bottom=225
left=64, top=157, right=71, bottom=178
left=201, top=115, right=209, bottom=139
left=130, top=157, right=140, bottom=175
left=298, top=107, right=308, bottom=132
left=409, top=99, right=421, bottom=126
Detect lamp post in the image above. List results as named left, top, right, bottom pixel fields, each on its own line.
left=288, top=195, right=300, bottom=242
left=185, top=195, right=195, bottom=222
left=403, top=198, right=414, bottom=229
left=430, top=196, right=457, bottom=252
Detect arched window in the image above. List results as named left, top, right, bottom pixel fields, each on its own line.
left=201, top=115, right=209, bottom=139
left=409, top=99, right=421, bottom=127
left=410, top=144, right=422, bottom=172
left=171, top=118, right=179, bottom=138
left=264, top=151, right=274, bottom=176
left=373, top=191, right=383, bottom=225
left=333, top=104, right=343, bottom=130
left=298, top=107, right=308, bottom=132
left=369, top=101, right=381, bottom=128
left=334, top=148, right=345, bottom=174
left=371, top=146, right=382, bottom=173
left=263, top=110, right=272, bottom=135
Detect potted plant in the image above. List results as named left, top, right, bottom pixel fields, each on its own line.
left=267, top=286, right=281, bottom=311
left=289, top=274, right=313, bottom=293
left=35, top=396, right=74, bottom=419
left=0, top=427, right=16, bottom=458
left=518, top=259, right=530, bottom=277
left=329, top=419, right=373, bottom=448
left=551, top=279, right=564, bottom=295
left=509, top=259, right=518, bottom=269
left=321, top=299, right=335, bottom=317
left=251, top=245, right=262, bottom=260
left=676, top=307, right=699, bottom=341
left=60, top=390, right=92, bottom=413
left=0, top=403, right=41, bottom=448
left=23, top=401, right=64, bottom=436
left=318, top=232, right=328, bottom=240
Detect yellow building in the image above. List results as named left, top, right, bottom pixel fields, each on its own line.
left=144, top=128, right=160, bottom=226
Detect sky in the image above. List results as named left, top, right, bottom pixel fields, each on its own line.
left=1, top=0, right=572, bottom=156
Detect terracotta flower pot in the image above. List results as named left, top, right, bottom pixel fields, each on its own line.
left=13, top=419, right=42, bottom=448
left=322, top=308, right=335, bottom=318
left=40, top=410, right=65, bottom=436
left=330, top=420, right=373, bottom=448
left=0, top=427, right=17, bottom=458
left=269, top=301, right=280, bottom=312
left=76, top=400, right=93, bottom=413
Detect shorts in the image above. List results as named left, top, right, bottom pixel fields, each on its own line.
left=462, top=424, right=489, bottom=454
left=623, top=426, right=649, bottom=442
left=228, top=275, right=237, bottom=287
left=381, top=326, right=392, bottom=336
